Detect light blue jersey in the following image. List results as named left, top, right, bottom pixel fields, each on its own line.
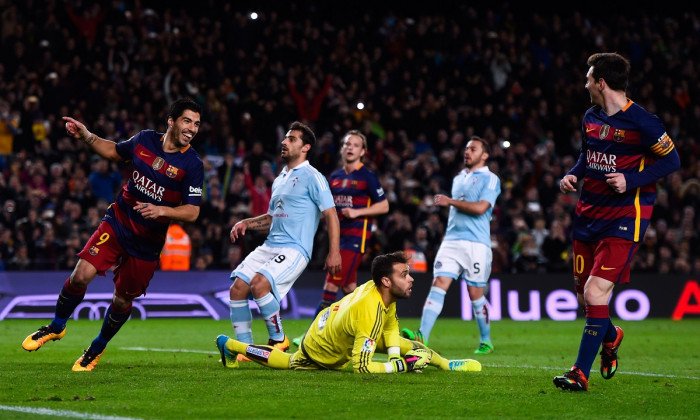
left=443, top=166, right=501, bottom=247
left=266, top=160, right=335, bottom=260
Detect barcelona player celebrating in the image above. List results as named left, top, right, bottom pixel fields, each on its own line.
left=554, top=53, right=680, bottom=391
left=22, top=98, right=204, bottom=371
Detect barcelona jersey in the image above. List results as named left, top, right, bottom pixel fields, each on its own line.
left=328, top=164, right=386, bottom=253
left=105, top=130, right=203, bottom=260
left=567, top=100, right=679, bottom=242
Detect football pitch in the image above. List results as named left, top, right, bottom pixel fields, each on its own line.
left=1, top=318, right=698, bottom=419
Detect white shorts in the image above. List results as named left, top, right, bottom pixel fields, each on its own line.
left=433, top=240, right=492, bottom=287
left=230, top=244, right=309, bottom=301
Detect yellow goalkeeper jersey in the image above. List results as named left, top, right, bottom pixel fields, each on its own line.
left=300, top=280, right=400, bottom=373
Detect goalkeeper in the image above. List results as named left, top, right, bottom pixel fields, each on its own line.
left=216, top=251, right=480, bottom=373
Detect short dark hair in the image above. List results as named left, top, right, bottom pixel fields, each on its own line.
left=587, top=52, right=630, bottom=92
left=168, top=98, right=202, bottom=121
left=289, top=121, right=316, bottom=148
left=468, top=135, right=490, bottom=155
left=371, top=251, right=409, bottom=287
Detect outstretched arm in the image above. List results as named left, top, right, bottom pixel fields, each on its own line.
left=63, top=116, right=122, bottom=162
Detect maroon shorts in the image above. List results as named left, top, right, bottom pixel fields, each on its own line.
left=77, top=221, right=159, bottom=299
left=572, top=237, right=639, bottom=295
left=325, top=249, right=363, bottom=287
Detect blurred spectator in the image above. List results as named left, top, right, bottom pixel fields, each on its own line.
left=0, top=2, right=697, bottom=275
left=88, top=159, right=122, bottom=203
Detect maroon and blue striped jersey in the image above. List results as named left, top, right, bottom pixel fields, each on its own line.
left=567, top=100, right=680, bottom=242
left=329, top=164, right=386, bottom=253
left=104, top=130, right=203, bottom=260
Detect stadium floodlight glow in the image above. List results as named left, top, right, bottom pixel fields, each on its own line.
left=501, top=140, right=511, bottom=149
left=356, top=102, right=365, bottom=110
left=249, top=12, right=259, bottom=20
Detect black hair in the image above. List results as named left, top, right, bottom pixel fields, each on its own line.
left=371, top=251, right=409, bottom=287
left=168, top=98, right=202, bottom=120
left=289, top=121, right=316, bottom=148
left=587, top=52, right=631, bottom=92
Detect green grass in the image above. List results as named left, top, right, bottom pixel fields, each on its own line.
left=1, top=318, right=699, bottom=419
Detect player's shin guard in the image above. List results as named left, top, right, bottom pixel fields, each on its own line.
left=419, top=286, right=446, bottom=342
left=90, top=303, right=131, bottom=353
left=573, top=305, right=610, bottom=379
left=227, top=340, right=292, bottom=370
left=255, top=293, right=285, bottom=342
left=51, top=278, right=86, bottom=331
left=471, top=296, right=491, bottom=344
left=230, top=299, right=253, bottom=344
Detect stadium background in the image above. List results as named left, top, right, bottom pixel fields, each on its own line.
left=0, top=1, right=698, bottom=319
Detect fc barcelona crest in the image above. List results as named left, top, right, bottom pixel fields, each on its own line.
left=152, top=157, right=165, bottom=170
left=166, top=165, right=179, bottom=178
left=599, top=125, right=610, bottom=139
left=612, top=129, right=626, bottom=143
left=89, top=246, right=100, bottom=256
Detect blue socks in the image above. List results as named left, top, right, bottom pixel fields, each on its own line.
left=471, top=296, right=491, bottom=344
left=255, top=293, right=284, bottom=342
left=51, top=278, right=86, bottom=332
left=419, top=286, right=446, bottom=341
left=230, top=299, right=253, bottom=344
left=574, top=305, right=610, bottom=378
left=90, top=304, right=131, bottom=353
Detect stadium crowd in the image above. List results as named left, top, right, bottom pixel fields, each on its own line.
left=1, top=1, right=699, bottom=276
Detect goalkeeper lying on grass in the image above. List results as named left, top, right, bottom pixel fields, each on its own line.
left=216, top=251, right=481, bottom=373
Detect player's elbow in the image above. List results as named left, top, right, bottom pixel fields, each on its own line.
left=184, top=206, right=200, bottom=223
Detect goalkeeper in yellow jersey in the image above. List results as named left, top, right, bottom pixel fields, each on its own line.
left=215, top=251, right=481, bottom=373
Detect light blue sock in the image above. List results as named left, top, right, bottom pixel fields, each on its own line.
left=472, top=296, right=491, bottom=344
left=230, top=299, right=253, bottom=344
left=255, top=293, right=284, bottom=342
left=419, top=286, right=446, bottom=341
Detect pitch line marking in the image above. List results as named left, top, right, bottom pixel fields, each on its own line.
left=120, top=347, right=700, bottom=380
left=0, top=404, right=146, bottom=420
left=121, top=346, right=218, bottom=355
left=489, top=363, right=700, bottom=381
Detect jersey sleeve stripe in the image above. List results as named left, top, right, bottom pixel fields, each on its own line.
left=313, top=170, right=329, bottom=190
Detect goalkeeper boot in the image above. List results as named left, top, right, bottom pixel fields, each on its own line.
left=22, top=325, right=66, bottom=351
left=474, top=341, right=494, bottom=355
left=553, top=366, right=588, bottom=391
left=448, top=359, right=482, bottom=372
left=600, top=325, right=624, bottom=379
left=400, top=328, right=427, bottom=345
left=269, top=335, right=290, bottom=352
left=216, top=335, right=239, bottom=368
left=72, top=347, right=104, bottom=372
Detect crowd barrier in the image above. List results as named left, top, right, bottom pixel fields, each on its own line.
left=1, top=271, right=698, bottom=321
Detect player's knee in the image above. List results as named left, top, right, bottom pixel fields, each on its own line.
left=69, top=268, right=94, bottom=289
left=230, top=278, right=250, bottom=299
left=249, top=276, right=271, bottom=297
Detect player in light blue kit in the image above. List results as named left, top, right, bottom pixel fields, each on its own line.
left=402, top=136, right=501, bottom=354
left=227, top=121, right=341, bottom=363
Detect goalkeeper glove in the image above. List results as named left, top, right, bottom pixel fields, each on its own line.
left=389, top=355, right=421, bottom=373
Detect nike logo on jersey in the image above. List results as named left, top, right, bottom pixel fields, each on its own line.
left=601, top=266, right=616, bottom=271
left=140, top=151, right=151, bottom=157
left=586, top=128, right=595, bottom=133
